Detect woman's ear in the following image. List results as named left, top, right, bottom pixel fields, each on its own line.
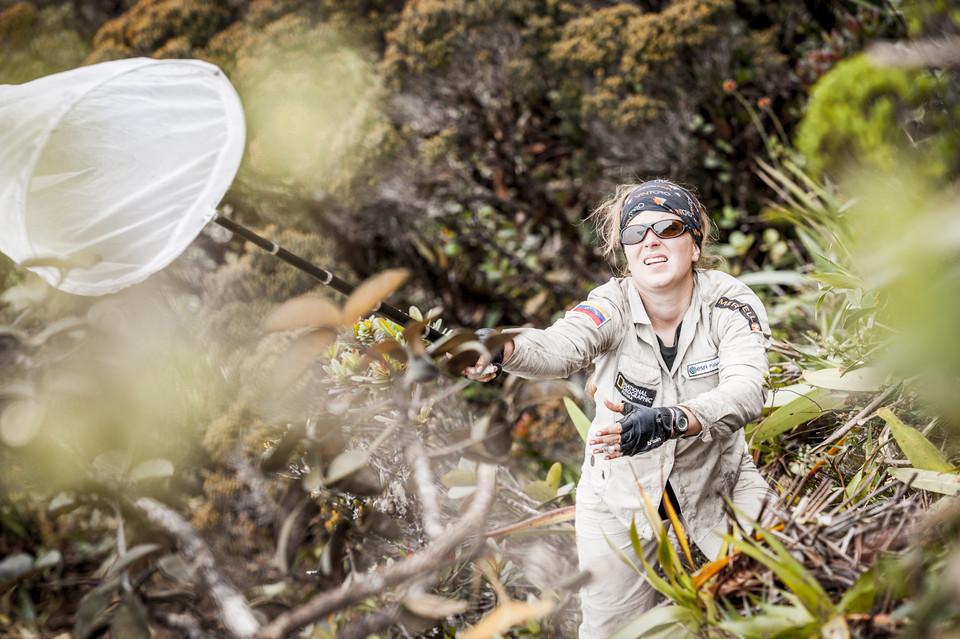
left=692, top=245, right=701, bottom=262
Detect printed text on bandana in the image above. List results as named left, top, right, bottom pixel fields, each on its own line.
left=615, top=373, right=656, bottom=407
left=715, top=297, right=762, bottom=332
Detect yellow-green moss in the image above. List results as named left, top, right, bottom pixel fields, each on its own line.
left=795, top=54, right=959, bottom=180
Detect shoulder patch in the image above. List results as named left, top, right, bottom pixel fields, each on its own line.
left=715, top=296, right=763, bottom=332
left=572, top=302, right=610, bottom=328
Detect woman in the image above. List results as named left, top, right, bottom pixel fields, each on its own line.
left=466, top=179, right=775, bottom=638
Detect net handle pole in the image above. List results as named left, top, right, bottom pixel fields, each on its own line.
left=213, top=214, right=445, bottom=342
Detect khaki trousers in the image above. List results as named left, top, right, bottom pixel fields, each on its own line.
left=574, top=462, right=774, bottom=639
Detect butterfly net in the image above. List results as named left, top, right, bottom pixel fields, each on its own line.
left=0, top=57, right=245, bottom=295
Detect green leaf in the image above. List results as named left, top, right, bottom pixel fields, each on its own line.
left=737, top=271, right=810, bottom=288
left=441, top=469, right=477, bottom=487
left=276, top=497, right=315, bottom=574
left=618, top=523, right=680, bottom=603
left=607, top=603, right=700, bottom=639
left=879, top=408, right=953, bottom=472
left=802, top=367, right=886, bottom=392
left=754, top=387, right=847, bottom=441
left=563, top=397, right=591, bottom=443
left=73, top=592, right=111, bottom=639
left=731, top=531, right=834, bottom=621
left=844, top=469, right=864, bottom=501
left=110, top=594, right=151, bottom=639
left=0, top=553, right=33, bottom=584
left=838, top=566, right=876, bottom=613
left=718, top=604, right=816, bottom=638
left=107, top=544, right=162, bottom=577
left=33, top=550, right=61, bottom=572
left=806, top=271, right=865, bottom=290
left=889, top=468, right=960, bottom=495
left=157, top=554, right=198, bottom=584
left=764, top=383, right=815, bottom=410
left=524, top=480, right=557, bottom=503
left=545, top=462, right=563, bottom=490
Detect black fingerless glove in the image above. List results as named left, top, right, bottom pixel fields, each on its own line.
left=619, top=405, right=682, bottom=456
left=475, top=328, right=504, bottom=378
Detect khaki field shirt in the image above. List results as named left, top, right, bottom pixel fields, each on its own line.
left=504, top=270, right=771, bottom=547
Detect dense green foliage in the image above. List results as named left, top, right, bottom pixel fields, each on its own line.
left=796, top=54, right=960, bottom=179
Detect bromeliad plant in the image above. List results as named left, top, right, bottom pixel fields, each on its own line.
left=603, top=485, right=741, bottom=639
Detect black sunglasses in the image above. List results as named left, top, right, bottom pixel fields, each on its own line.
left=620, top=219, right=689, bottom=245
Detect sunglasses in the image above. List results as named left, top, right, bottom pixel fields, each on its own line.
left=620, top=219, right=689, bottom=245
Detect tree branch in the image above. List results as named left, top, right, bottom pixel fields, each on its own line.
left=407, top=442, right=445, bottom=541
left=149, top=609, right=216, bottom=639
left=132, top=496, right=261, bottom=638
left=255, top=464, right=497, bottom=639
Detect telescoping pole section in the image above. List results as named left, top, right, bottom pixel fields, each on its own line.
left=213, top=214, right=445, bottom=342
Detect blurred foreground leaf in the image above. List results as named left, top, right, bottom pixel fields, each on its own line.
left=129, top=459, right=174, bottom=483
left=0, top=398, right=44, bottom=447
left=263, top=295, right=342, bottom=331
left=342, top=269, right=409, bottom=324
left=325, top=449, right=370, bottom=484
left=802, top=367, right=887, bottom=392
left=403, top=592, right=469, bottom=619
left=461, top=597, right=555, bottom=639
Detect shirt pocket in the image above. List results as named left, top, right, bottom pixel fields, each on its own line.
left=612, top=359, right=661, bottom=407
left=679, top=352, right=720, bottom=398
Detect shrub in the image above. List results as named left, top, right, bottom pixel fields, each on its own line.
left=796, top=54, right=960, bottom=181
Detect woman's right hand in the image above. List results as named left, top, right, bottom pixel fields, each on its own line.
left=461, top=329, right=513, bottom=382
left=462, top=358, right=501, bottom=382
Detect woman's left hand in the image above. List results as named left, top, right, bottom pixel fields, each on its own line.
left=590, top=398, right=627, bottom=459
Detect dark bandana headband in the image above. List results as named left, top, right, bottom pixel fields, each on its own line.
left=620, top=180, right=704, bottom=248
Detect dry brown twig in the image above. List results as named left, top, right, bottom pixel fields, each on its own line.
left=255, top=464, right=497, bottom=639
left=132, top=496, right=262, bottom=638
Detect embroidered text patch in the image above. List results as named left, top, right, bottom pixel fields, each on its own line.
left=572, top=302, right=610, bottom=327
left=685, top=356, right=720, bottom=378
left=715, top=296, right=762, bottom=332
left=615, top=373, right=657, bottom=407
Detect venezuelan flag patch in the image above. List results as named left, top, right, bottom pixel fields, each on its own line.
left=572, top=302, right=610, bottom=327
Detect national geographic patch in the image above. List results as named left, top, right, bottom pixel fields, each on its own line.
left=615, top=373, right=656, bottom=407
left=715, top=296, right=763, bottom=332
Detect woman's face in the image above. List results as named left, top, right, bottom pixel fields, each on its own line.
left=623, top=210, right=700, bottom=295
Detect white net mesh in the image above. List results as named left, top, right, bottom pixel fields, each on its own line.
left=0, top=58, right=245, bottom=295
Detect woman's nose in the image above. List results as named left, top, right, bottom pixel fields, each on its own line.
left=642, top=229, right=661, bottom=246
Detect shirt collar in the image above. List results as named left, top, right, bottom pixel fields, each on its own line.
left=626, top=271, right=702, bottom=326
